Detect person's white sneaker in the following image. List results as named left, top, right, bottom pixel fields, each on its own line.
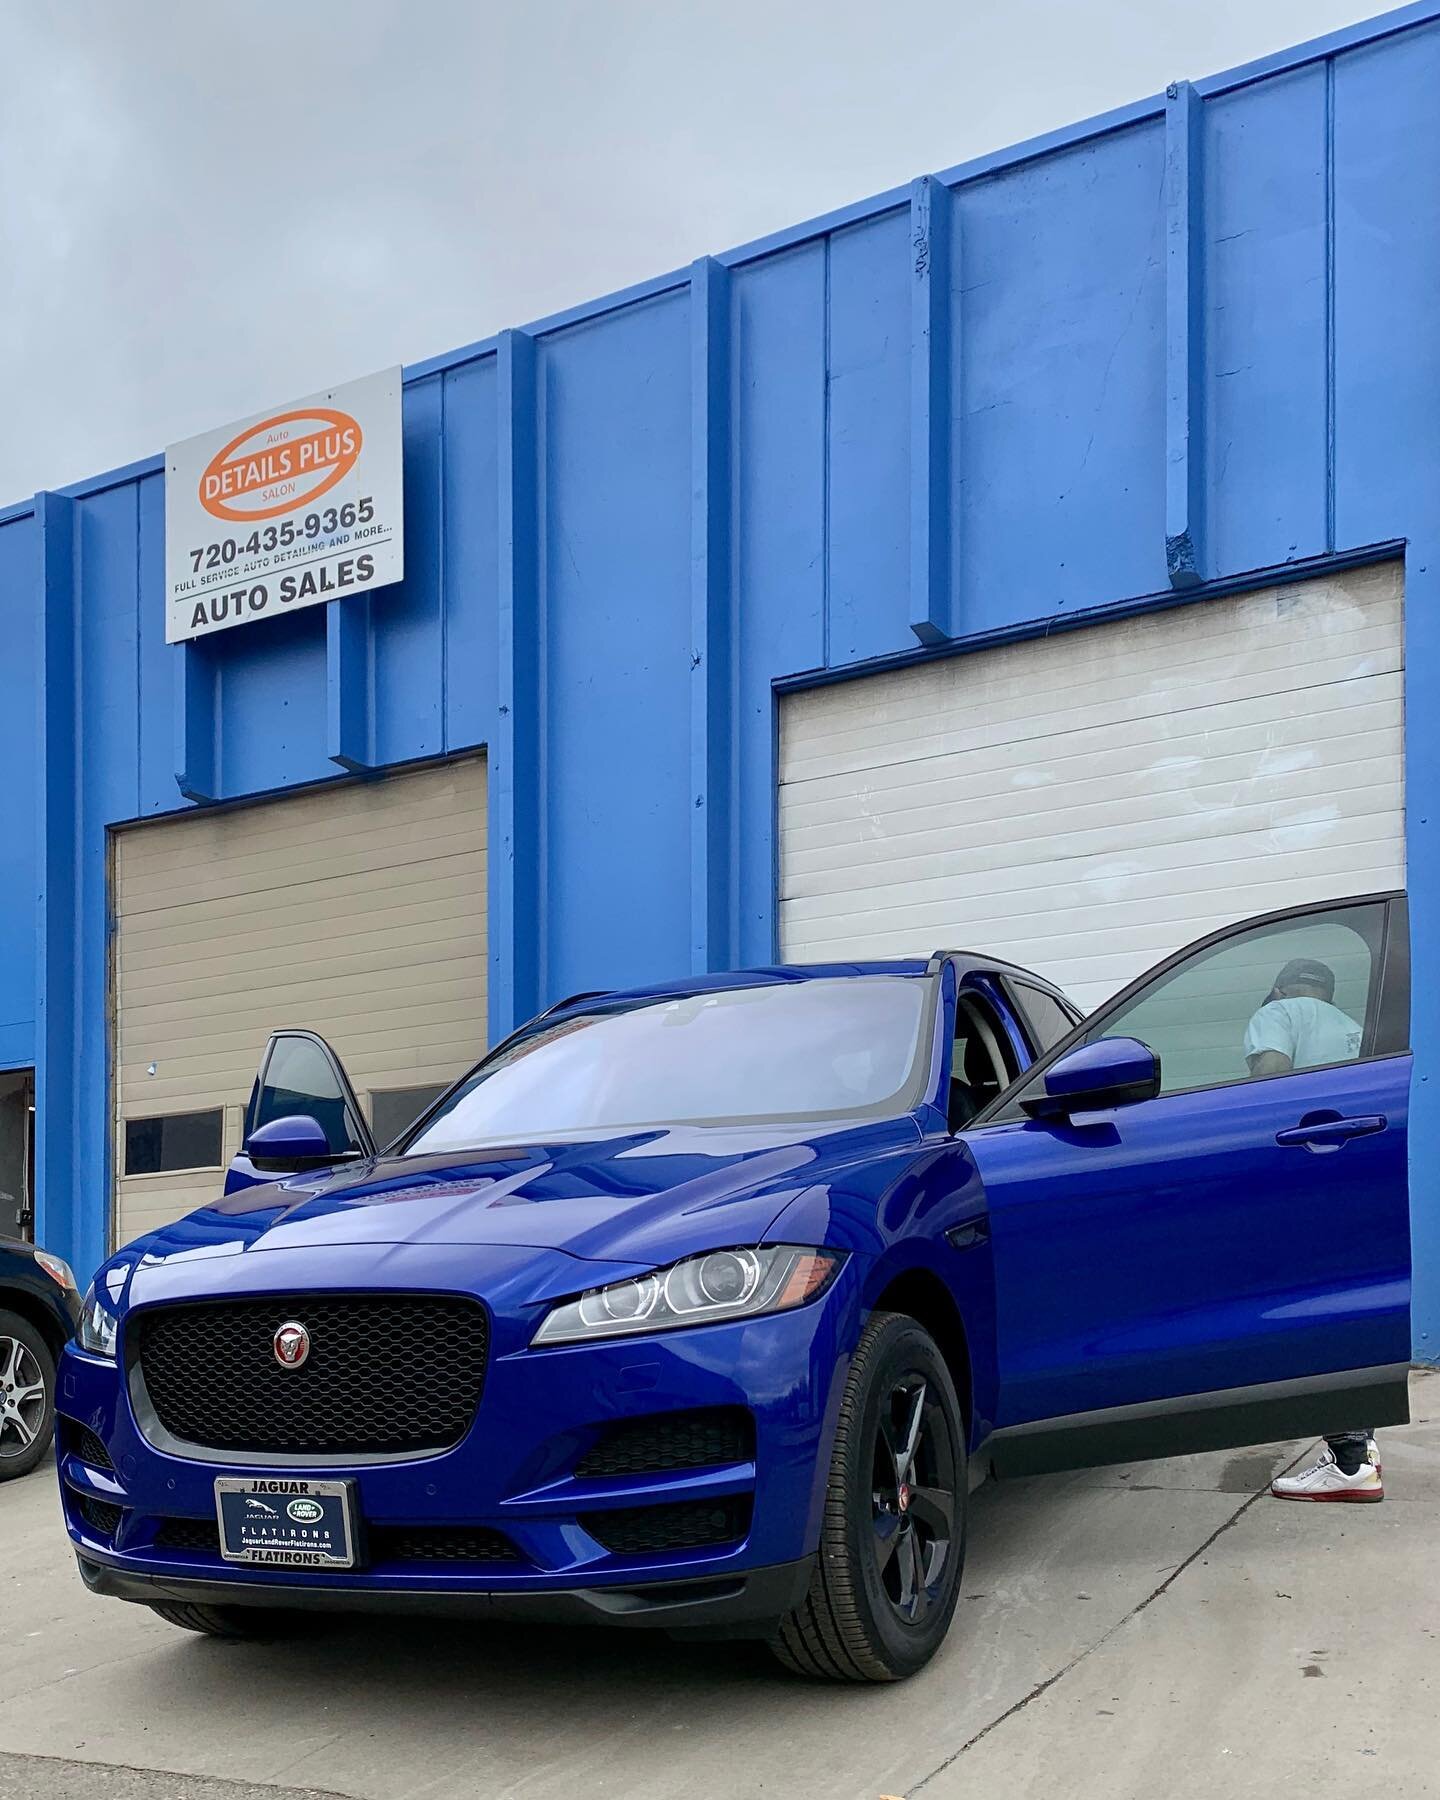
left=1271, top=1447, right=1384, bottom=1503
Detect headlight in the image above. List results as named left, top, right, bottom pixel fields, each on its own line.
left=77, top=1285, right=119, bottom=1359
left=532, top=1245, right=844, bottom=1346
left=33, top=1251, right=76, bottom=1293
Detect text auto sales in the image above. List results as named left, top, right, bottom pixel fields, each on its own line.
left=186, top=552, right=378, bottom=631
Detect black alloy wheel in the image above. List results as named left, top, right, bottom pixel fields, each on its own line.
left=0, top=1309, right=56, bottom=1481
left=770, top=1311, right=967, bottom=1681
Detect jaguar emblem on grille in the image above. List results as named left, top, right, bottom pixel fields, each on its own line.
left=273, top=1322, right=310, bottom=1369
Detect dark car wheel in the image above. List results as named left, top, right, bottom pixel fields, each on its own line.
left=0, top=1309, right=56, bottom=1481
left=148, top=1602, right=314, bottom=1639
left=770, top=1311, right=967, bottom=1682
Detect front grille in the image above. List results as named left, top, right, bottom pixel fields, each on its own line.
left=134, top=1293, right=489, bottom=1455
left=368, top=1526, right=521, bottom=1565
left=73, top=1492, right=125, bottom=1540
left=153, top=1516, right=221, bottom=1553
left=581, top=1497, right=750, bottom=1556
left=69, top=1425, right=115, bottom=1472
left=576, top=1408, right=753, bottom=1479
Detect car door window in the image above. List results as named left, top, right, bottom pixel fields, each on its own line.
left=1008, top=982, right=1078, bottom=1054
left=1081, top=902, right=1388, bottom=1098
left=950, top=992, right=1021, bottom=1128
left=249, top=1034, right=365, bottom=1155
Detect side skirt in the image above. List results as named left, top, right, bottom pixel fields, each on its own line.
left=980, top=1363, right=1411, bottom=1479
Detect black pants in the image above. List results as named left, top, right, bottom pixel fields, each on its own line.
left=1326, top=1430, right=1372, bottom=1471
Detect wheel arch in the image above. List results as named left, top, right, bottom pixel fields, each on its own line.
left=0, top=1287, right=69, bottom=1365
left=869, top=1267, right=973, bottom=1435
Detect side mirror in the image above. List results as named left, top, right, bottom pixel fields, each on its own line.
left=1020, top=1036, right=1160, bottom=1121
left=243, top=1114, right=351, bottom=1174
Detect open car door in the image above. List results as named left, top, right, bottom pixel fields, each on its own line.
left=960, top=894, right=1411, bottom=1475
left=224, top=1029, right=377, bottom=1195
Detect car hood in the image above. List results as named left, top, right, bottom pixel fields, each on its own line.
left=121, top=1119, right=922, bottom=1276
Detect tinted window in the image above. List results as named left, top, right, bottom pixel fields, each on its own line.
left=1011, top=983, right=1076, bottom=1053
left=124, top=1109, right=224, bottom=1175
left=1084, top=903, right=1385, bottom=1097
left=252, top=1035, right=363, bottom=1155
left=407, top=977, right=930, bottom=1152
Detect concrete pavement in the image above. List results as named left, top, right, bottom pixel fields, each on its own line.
left=1, top=1371, right=1435, bottom=1800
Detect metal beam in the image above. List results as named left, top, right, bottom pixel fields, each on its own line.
left=689, top=256, right=734, bottom=971
left=909, top=175, right=955, bottom=644
left=1165, top=80, right=1205, bottom=587
left=492, top=327, right=543, bottom=1037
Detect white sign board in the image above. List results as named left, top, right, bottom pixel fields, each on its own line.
left=165, top=367, right=404, bottom=643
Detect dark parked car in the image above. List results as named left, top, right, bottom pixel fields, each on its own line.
left=57, top=893, right=1410, bottom=1679
left=1, top=1235, right=81, bottom=1479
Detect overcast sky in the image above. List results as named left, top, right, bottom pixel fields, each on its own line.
left=1, top=0, right=1396, bottom=504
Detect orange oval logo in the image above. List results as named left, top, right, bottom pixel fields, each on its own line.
left=199, top=406, right=362, bottom=522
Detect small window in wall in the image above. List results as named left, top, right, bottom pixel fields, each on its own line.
left=124, top=1110, right=224, bottom=1176
left=371, top=1085, right=448, bottom=1147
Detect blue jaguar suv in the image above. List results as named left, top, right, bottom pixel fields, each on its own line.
left=57, top=892, right=1412, bottom=1680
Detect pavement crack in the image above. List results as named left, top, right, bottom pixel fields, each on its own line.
left=908, top=1445, right=1312, bottom=1794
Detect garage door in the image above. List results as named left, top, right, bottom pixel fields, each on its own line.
left=113, top=757, right=487, bottom=1249
left=779, top=564, right=1403, bottom=1013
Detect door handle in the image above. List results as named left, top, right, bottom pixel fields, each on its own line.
left=1275, top=1114, right=1386, bottom=1150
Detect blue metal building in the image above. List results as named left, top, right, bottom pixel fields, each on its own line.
left=2, top=3, right=1438, bottom=1356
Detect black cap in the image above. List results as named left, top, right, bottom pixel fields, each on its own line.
left=1271, top=957, right=1335, bottom=1000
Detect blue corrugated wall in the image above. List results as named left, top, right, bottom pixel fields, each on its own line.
left=3, top=4, right=1439, bottom=1363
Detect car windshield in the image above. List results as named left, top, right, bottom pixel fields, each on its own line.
left=405, top=976, right=932, bottom=1152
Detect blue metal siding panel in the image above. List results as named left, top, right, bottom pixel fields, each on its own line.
left=731, top=244, right=828, bottom=967
left=539, top=295, right=692, bottom=998
left=371, top=375, right=444, bottom=767
left=1204, top=67, right=1330, bottom=573
left=954, top=125, right=1168, bottom=634
left=135, top=474, right=177, bottom=815
left=441, top=357, right=499, bottom=756
left=825, top=208, right=911, bottom=667
left=213, top=607, right=330, bottom=799
left=0, top=515, right=38, bottom=1069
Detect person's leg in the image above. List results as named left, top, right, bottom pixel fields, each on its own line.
left=1271, top=1429, right=1383, bottom=1501
left=1326, top=1429, right=1372, bottom=1475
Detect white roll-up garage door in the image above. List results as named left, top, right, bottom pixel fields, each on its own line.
left=113, top=756, right=487, bottom=1249
left=779, top=564, right=1404, bottom=1014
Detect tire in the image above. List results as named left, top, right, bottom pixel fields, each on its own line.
left=148, top=1602, right=311, bottom=1640
left=0, top=1308, right=56, bottom=1481
left=769, top=1311, right=967, bottom=1682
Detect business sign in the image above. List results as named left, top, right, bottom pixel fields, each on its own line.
left=165, top=367, right=404, bottom=643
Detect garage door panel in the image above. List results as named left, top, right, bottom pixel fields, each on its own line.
left=779, top=570, right=1404, bottom=1011
left=783, top=565, right=1402, bottom=758
left=118, top=876, right=487, bottom=964
left=781, top=707, right=1403, bottom=835
left=117, top=773, right=485, bottom=883
left=114, top=758, right=487, bottom=1248
left=782, top=806, right=1405, bottom=919
left=782, top=757, right=1402, bottom=872
left=781, top=666, right=1403, bottom=790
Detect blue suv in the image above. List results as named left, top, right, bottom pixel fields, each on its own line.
left=58, top=892, right=1411, bottom=1680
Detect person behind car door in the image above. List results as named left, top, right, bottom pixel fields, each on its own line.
left=1243, top=957, right=1383, bottom=1503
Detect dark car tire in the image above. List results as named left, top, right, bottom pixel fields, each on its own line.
left=148, top=1602, right=312, bottom=1640
left=0, top=1308, right=56, bottom=1481
left=769, top=1311, right=967, bottom=1682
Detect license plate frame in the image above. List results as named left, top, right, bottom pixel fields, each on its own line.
left=214, top=1476, right=358, bottom=1569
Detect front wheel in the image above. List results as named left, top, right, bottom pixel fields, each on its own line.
left=770, top=1311, right=967, bottom=1682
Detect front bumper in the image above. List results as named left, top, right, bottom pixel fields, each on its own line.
left=76, top=1550, right=814, bottom=1636
left=56, top=1246, right=854, bottom=1631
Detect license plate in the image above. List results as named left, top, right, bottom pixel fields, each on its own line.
left=215, top=1477, right=357, bottom=1568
